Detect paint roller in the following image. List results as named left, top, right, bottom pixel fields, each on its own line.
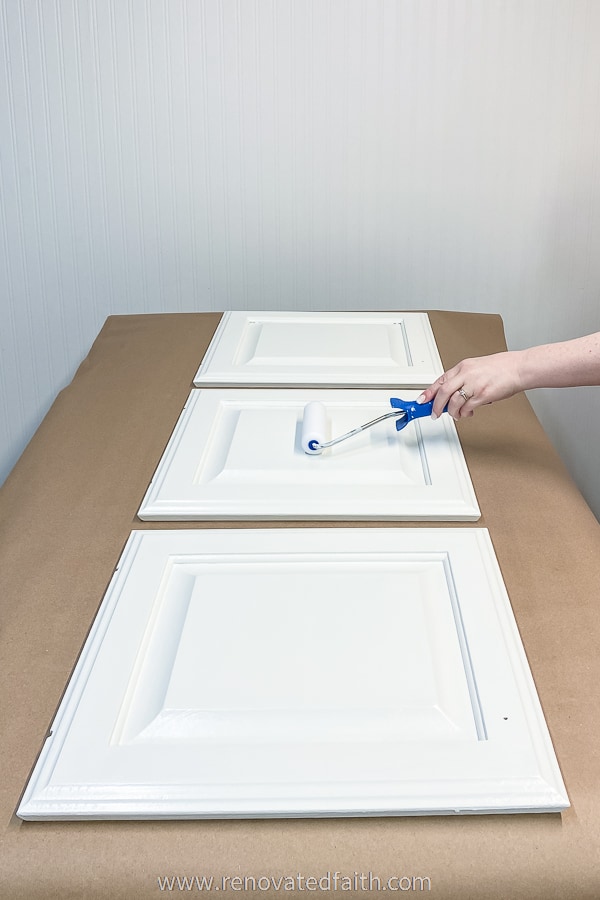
left=301, top=398, right=447, bottom=455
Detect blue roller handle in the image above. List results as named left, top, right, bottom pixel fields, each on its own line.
left=390, top=397, right=448, bottom=432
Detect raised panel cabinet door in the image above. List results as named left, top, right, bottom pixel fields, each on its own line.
left=138, top=389, right=480, bottom=521
left=193, top=312, right=443, bottom=387
left=18, top=528, right=568, bottom=820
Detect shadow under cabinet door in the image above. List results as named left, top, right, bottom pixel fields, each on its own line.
left=18, top=528, right=568, bottom=820
left=138, top=389, right=480, bottom=521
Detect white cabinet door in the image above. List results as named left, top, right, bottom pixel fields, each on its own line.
left=138, top=390, right=480, bottom=521
left=193, top=311, right=443, bottom=387
left=18, top=528, right=568, bottom=820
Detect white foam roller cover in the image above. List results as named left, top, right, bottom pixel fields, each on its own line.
left=301, top=401, right=328, bottom=454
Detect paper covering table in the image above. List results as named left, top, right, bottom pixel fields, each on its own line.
left=1, top=311, right=599, bottom=898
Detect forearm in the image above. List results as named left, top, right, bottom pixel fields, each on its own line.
left=516, top=332, right=600, bottom=390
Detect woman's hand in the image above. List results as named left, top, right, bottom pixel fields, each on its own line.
left=418, top=332, right=600, bottom=420
left=417, top=351, right=525, bottom=419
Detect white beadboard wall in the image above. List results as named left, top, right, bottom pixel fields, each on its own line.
left=1, top=1, right=599, bottom=516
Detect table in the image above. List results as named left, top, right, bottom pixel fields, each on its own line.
left=1, top=311, right=599, bottom=899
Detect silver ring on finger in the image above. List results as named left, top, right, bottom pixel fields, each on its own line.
left=457, top=387, right=471, bottom=402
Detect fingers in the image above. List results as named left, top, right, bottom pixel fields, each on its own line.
left=419, top=351, right=516, bottom=420
left=445, top=384, right=475, bottom=419
left=418, top=367, right=476, bottom=420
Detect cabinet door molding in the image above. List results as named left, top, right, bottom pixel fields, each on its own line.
left=18, top=528, right=568, bottom=820
left=138, top=389, right=480, bottom=521
left=193, top=311, right=443, bottom=387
